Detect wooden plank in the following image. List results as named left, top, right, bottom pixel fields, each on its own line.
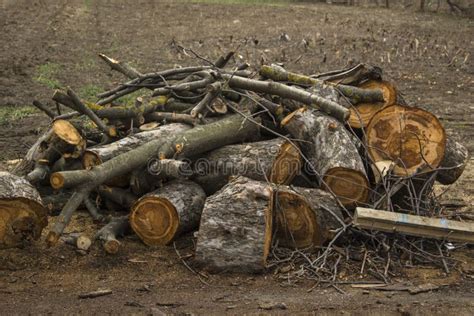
left=353, top=207, right=474, bottom=244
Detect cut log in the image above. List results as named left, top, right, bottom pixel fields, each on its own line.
left=347, top=80, right=397, bottom=129
left=366, top=105, right=446, bottom=176
left=282, top=108, right=369, bottom=207
left=354, top=207, right=474, bottom=244
left=274, top=186, right=344, bottom=248
left=63, top=233, right=92, bottom=251
left=95, top=216, right=130, bottom=254
left=0, top=172, right=48, bottom=249
left=193, top=138, right=301, bottom=195
left=130, top=180, right=206, bottom=246
left=194, top=177, right=273, bottom=273
left=436, top=138, right=469, bottom=185
left=82, top=123, right=191, bottom=169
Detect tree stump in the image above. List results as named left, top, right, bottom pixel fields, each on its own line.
left=274, top=187, right=344, bottom=248
left=193, top=138, right=301, bottom=195
left=282, top=108, right=369, bottom=207
left=130, top=180, right=206, bottom=246
left=347, top=80, right=397, bottom=129
left=366, top=105, right=446, bottom=176
left=194, top=177, right=273, bottom=273
left=0, top=172, right=48, bottom=249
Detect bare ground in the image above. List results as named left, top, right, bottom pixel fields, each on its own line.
left=0, top=0, right=473, bottom=314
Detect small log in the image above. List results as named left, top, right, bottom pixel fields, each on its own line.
left=282, top=108, right=369, bottom=207
left=95, top=216, right=130, bottom=254
left=130, top=180, right=206, bottom=246
left=274, top=186, right=344, bottom=248
left=63, top=233, right=92, bottom=251
left=436, top=138, right=469, bottom=185
left=354, top=207, right=474, bottom=244
left=0, top=172, right=48, bottom=249
left=82, top=123, right=191, bottom=169
left=145, top=112, right=201, bottom=126
left=32, top=100, right=55, bottom=119
left=26, top=119, right=85, bottom=183
left=193, top=138, right=301, bottom=195
left=194, top=177, right=273, bottom=273
left=347, top=80, right=397, bottom=129
left=366, top=105, right=446, bottom=176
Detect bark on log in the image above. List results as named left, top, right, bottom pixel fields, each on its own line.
left=130, top=180, right=206, bottom=246
left=193, top=138, right=301, bottom=195
left=274, top=186, right=344, bottom=248
left=95, top=216, right=130, bottom=254
left=194, top=177, right=273, bottom=273
left=221, top=74, right=349, bottom=122
left=98, top=53, right=142, bottom=79
left=366, top=105, right=446, bottom=176
left=156, top=114, right=261, bottom=160
left=26, top=119, right=85, bottom=183
left=0, top=172, right=48, bottom=249
left=347, top=80, right=397, bottom=128
left=282, top=108, right=369, bottom=207
left=436, top=138, right=469, bottom=185
left=259, top=64, right=385, bottom=104
left=82, top=123, right=191, bottom=169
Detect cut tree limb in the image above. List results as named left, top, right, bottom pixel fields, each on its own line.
left=221, top=74, right=350, bottom=122
left=95, top=216, right=130, bottom=254
left=130, top=180, right=206, bottom=246
left=282, top=108, right=369, bottom=207
left=98, top=53, right=142, bottom=79
left=194, top=177, right=273, bottom=273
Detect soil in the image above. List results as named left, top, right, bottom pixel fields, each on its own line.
left=0, top=0, right=473, bottom=314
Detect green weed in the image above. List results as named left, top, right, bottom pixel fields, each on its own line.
left=34, top=62, right=63, bottom=89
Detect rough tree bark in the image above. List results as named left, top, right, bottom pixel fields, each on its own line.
left=435, top=138, right=469, bottom=185
left=194, top=177, right=273, bottom=273
left=130, top=180, right=206, bottom=246
left=282, top=108, right=369, bottom=207
left=193, top=138, right=301, bottom=195
left=0, top=172, right=48, bottom=249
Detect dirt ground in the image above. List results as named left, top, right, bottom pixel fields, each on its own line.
left=0, top=0, right=473, bottom=314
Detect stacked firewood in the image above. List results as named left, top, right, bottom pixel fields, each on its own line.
left=0, top=52, right=470, bottom=274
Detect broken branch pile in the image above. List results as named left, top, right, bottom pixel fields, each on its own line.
left=2, top=52, right=471, bottom=279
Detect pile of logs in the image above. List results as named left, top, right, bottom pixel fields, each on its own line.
left=0, top=53, right=470, bottom=273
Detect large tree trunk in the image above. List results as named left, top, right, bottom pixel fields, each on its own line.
left=282, top=108, right=369, bottom=207
left=0, top=172, right=48, bottom=249
left=194, top=177, right=273, bottom=273
left=193, top=138, right=301, bottom=195
left=130, top=180, right=206, bottom=246
left=82, top=123, right=191, bottom=169
left=436, top=138, right=469, bottom=185
left=274, top=186, right=345, bottom=248
left=366, top=105, right=446, bottom=176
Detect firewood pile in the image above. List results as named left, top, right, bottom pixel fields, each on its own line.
left=1, top=51, right=472, bottom=277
